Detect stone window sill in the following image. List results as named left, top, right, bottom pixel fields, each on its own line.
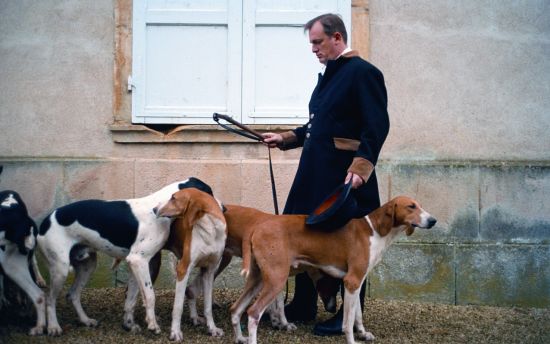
left=109, top=123, right=297, bottom=143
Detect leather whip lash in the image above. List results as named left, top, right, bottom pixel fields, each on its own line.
left=213, top=113, right=279, bottom=215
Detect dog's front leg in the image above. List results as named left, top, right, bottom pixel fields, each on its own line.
left=201, top=264, right=224, bottom=337
left=186, top=274, right=205, bottom=326
left=342, top=286, right=360, bottom=344
left=170, top=262, right=193, bottom=342
left=266, top=293, right=297, bottom=331
left=66, top=253, right=98, bottom=328
left=122, top=274, right=141, bottom=332
left=230, top=272, right=263, bottom=343
left=126, top=254, right=160, bottom=334
left=353, top=295, right=374, bottom=341
left=40, top=243, right=71, bottom=336
left=170, top=275, right=190, bottom=341
left=2, top=249, right=47, bottom=335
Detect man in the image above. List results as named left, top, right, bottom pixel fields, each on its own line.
left=263, top=13, right=389, bottom=336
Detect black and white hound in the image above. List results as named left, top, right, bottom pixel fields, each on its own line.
left=0, top=189, right=46, bottom=335
left=37, top=177, right=212, bottom=336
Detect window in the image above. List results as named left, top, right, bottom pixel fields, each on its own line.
left=131, top=0, right=351, bottom=125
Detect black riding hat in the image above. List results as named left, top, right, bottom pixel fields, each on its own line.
left=305, top=182, right=358, bottom=231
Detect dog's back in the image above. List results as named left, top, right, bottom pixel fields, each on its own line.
left=39, top=200, right=140, bottom=256
left=223, top=204, right=287, bottom=276
left=37, top=177, right=212, bottom=256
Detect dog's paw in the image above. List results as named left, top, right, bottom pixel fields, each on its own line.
left=356, top=330, right=375, bottom=341
left=191, top=315, right=206, bottom=326
left=169, top=329, right=183, bottom=342
left=284, top=322, right=297, bottom=331
left=235, top=335, right=248, bottom=344
left=148, top=323, right=161, bottom=335
left=83, top=318, right=99, bottom=327
left=28, top=326, right=44, bottom=336
left=270, top=319, right=296, bottom=331
left=47, top=325, right=63, bottom=336
left=208, top=326, right=224, bottom=337
left=123, top=320, right=141, bottom=333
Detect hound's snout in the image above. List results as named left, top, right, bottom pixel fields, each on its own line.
left=427, top=217, right=437, bottom=229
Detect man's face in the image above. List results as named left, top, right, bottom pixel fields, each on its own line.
left=308, top=21, right=343, bottom=65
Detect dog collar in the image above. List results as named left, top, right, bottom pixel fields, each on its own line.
left=365, top=215, right=376, bottom=233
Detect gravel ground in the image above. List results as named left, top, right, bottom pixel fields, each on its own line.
left=1, top=287, right=549, bottom=344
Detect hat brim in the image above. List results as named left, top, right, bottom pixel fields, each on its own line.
left=306, top=182, right=357, bottom=231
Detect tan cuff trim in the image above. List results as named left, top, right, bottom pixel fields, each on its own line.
left=279, top=131, right=298, bottom=150
left=333, top=137, right=360, bottom=151
left=348, top=157, right=374, bottom=183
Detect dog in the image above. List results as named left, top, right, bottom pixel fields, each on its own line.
left=0, top=189, right=46, bottom=335
left=153, top=187, right=227, bottom=342
left=184, top=204, right=337, bottom=331
left=229, top=196, right=437, bottom=344
left=36, top=177, right=211, bottom=336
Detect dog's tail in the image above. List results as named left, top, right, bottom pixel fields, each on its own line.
left=240, top=236, right=252, bottom=278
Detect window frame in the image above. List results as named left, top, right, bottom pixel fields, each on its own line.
left=110, top=0, right=369, bottom=143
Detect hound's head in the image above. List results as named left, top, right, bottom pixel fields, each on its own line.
left=153, top=188, right=224, bottom=226
left=176, top=177, right=226, bottom=212
left=0, top=190, right=37, bottom=254
left=377, top=196, right=437, bottom=236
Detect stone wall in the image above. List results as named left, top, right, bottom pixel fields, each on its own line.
left=1, top=0, right=549, bottom=307
left=1, top=159, right=548, bottom=307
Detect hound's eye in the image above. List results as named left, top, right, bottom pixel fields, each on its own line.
left=408, top=204, right=416, bottom=209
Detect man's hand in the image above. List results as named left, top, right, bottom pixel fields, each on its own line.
left=262, top=132, right=283, bottom=148
left=345, top=172, right=364, bottom=189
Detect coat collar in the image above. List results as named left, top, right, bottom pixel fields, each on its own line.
left=317, top=50, right=360, bottom=90
left=341, top=49, right=360, bottom=59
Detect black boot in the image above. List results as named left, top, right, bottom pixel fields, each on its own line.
left=284, top=272, right=317, bottom=322
left=313, top=280, right=366, bottom=336
left=313, top=304, right=343, bottom=336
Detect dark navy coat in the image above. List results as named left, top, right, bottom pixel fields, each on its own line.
left=282, top=52, right=390, bottom=218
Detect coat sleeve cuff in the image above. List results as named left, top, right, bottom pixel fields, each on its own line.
left=278, top=131, right=298, bottom=150
left=347, top=157, right=374, bottom=183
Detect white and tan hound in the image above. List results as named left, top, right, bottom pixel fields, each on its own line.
left=230, top=196, right=437, bottom=344
left=154, top=187, right=227, bottom=342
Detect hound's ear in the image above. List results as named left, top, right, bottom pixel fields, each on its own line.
left=377, top=200, right=395, bottom=236
left=182, top=197, right=205, bottom=232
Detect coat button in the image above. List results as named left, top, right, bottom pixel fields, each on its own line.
left=306, top=133, right=310, bottom=138
left=310, top=113, right=315, bottom=119
left=307, top=123, right=312, bottom=128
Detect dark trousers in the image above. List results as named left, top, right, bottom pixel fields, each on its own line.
left=290, top=272, right=366, bottom=315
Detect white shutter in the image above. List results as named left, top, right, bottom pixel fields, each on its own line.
left=132, top=0, right=242, bottom=124
left=241, top=0, right=351, bottom=124
left=131, top=0, right=350, bottom=125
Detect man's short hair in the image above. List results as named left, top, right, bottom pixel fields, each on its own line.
left=304, top=13, right=348, bottom=44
